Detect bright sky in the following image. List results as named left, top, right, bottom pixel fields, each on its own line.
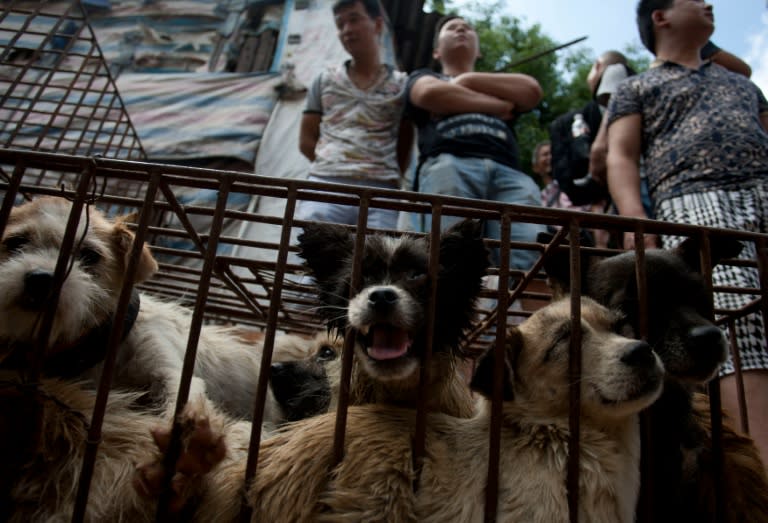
left=452, top=0, right=768, bottom=96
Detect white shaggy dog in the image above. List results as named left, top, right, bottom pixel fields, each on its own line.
left=0, top=197, right=324, bottom=425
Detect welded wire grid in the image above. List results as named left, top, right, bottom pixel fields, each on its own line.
left=0, top=1, right=146, bottom=200
left=0, top=148, right=767, bottom=522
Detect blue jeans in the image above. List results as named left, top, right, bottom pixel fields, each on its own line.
left=296, top=175, right=400, bottom=230
left=418, top=153, right=545, bottom=270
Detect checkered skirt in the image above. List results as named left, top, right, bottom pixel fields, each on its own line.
left=656, top=181, right=768, bottom=375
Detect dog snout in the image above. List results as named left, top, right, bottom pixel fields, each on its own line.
left=687, top=325, right=726, bottom=360
left=620, top=341, right=656, bottom=369
left=368, top=288, right=399, bottom=313
left=689, top=325, right=724, bottom=347
left=22, top=269, right=55, bottom=308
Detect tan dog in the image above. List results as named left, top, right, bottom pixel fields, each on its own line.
left=0, top=377, right=250, bottom=522
left=0, top=197, right=328, bottom=427
left=147, top=297, right=663, bottom=522
left=1, top=330, right=341, bottom=521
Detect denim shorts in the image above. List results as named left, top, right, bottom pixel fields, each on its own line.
left=296, top=175, right=400, bottom=230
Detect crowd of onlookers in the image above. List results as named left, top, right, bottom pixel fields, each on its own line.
left=300, top=0, right=768, bottom=469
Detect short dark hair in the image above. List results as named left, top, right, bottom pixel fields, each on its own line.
left=433, top=14, right=462, bottom=48
left=636, top=0, right=673, bottom=54
left=332, top=0, right=382, bottom=19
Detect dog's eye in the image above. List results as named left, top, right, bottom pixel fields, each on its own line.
left=317, top=345, right=338, bottom=362
left=78, top=247, right=102, bottom=267
left=407, top=270, right=427, bottom=282
left=3, top=234, right=29, bottom=254
left=544, top=323, right=572, bottom=362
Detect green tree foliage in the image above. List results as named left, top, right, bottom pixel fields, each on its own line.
left=426, top=0, right=650, bottom=177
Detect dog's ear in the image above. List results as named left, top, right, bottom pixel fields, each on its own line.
left=539, top=232, right=591, bottom=296
left=469, top=328, right=521, bottom=401
left=116, top=211, right=139, bottom=225
left=438, top=219, right=490, bottom=281
left=434, top=220, right=490, bottom=349
left=297, top=223, right=354, bottom=284
left=113, top=222, right=158, bottom=283
left=675, top=236, right=743, bottom=273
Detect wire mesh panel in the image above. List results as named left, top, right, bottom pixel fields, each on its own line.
left=0, top=1, right=146, bottom=201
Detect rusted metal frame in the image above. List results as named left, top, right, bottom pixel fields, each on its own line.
left=213, top=261, right=269, bottom=320
left=0, top=157, right=27, bottom=235
left=292, top=183, right=406, bottom=218
left=468, top=225, right=569, bottom=342
left=35, top=5, right=87, bottom=74
left=238, top=183, right=301, bottom=522
left=726, top=318, right=749, bottom=433
left=758, top=237, right=768, bottom=380
left=331, top=196, right=371, bottom=466
left=696, top=233, right=726, bottom=523
left=43, top=18, right=100, bottom=154
left=69, top=59, right=121, bottom=156
left=632, top=226, right=653, bottom=523
left=71, top=168, right=159, bottom=522
left=0, top=2, right=63, bottom=96
left=0, top=1, right=19, bottom=29
left=26, top=162, right=97, bottom=383
left=412, top=204, right=443, bottom=490
left=77, top=69, right=129, bottom=158
left=154, top=176, right=234, bottom=520
left=157, top=181, right=211, bottom=256
left=566, top=220, right=583, bottom=523
left=81, top=19, right=148, bottom=162
left=6, top=3, right=81, bottom=147
left=483, top=212, right=512, bottom=523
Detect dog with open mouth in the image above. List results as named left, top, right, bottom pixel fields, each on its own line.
left=136, top=297, right=662, bottom=522
left=296, top=218, right=490, bottom=417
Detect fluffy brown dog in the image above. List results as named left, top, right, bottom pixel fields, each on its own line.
left=296, top=219, right=489, bottom=417
left=1, top=329, right=338, bottom=522
left=0, top=377, right=249, bottom=522
left=0, top=197, right=324, bottom=426
left=150, top=297, right=663, bottom=522
left=542, top=234, right=768, bottom=521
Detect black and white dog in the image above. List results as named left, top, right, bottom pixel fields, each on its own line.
left=297, top=219, right=489, bottom=417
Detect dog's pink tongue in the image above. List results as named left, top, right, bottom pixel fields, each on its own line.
left=367, top=326, right=410, bottom=361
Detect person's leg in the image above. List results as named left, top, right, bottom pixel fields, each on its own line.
left=417, top=153, right=487, bottom=233
left=720, top=370, right=768, bottom=471
left=486, top=163, right=546, bottom=271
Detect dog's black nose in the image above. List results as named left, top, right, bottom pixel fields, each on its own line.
left=620, top=341, right=656, bottom=368
left=689, top=325, right=724, bottom=347
left=23, top=270, right=55, bottom=308
left=368, top=288, right=398, bottom=312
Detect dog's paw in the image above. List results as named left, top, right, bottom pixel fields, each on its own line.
left=133, top=401, right=226, bottom=513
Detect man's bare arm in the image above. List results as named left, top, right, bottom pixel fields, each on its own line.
left=710, top=49, right=752, bottom=77
left=607, top=114, right=658, bottom=249
left=451, top=72, right=543, bottom=113
left=396, top=119, right=415, bottom=176
left=589, top=115, right=610, bottom=185
left=409, top=75, right=513, bottom=119
left=299, top=113, right=321, bottom=162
